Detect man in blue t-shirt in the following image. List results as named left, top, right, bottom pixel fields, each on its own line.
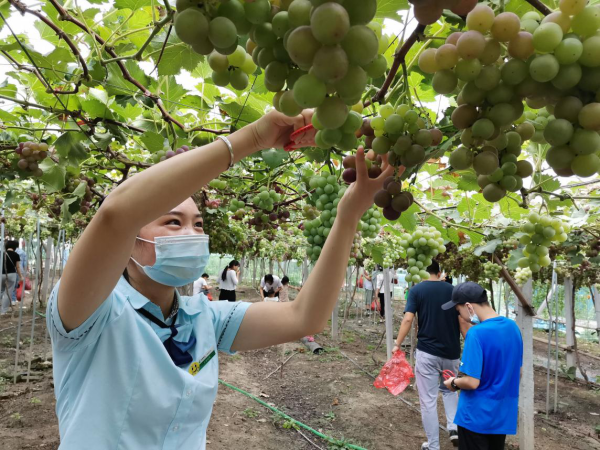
left=392, top=261, right=469, bottom=450
left=442, top=282, right=523, bottom=450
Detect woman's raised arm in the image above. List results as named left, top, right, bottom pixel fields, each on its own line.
left=58, top=111, right=311, bottom=331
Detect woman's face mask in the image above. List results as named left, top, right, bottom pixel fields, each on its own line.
left=131, top=234, right=210, bottom=287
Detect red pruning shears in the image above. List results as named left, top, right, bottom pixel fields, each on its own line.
left=440, top=369, right=456, bottom=380
left=284, top=124, right=317, bottom=152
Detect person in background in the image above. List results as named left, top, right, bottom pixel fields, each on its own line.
left=12, top=240, right=28, bottom=304
left=392, top=261, right=470, bottom=450
left=193, top=273, right=211, bottom=297
left=264, top=288, right=277, bottom=302
left=259, top=274, right=283, bottom=300
left=1, top=240, right=23, bottom=314
left=363, top=269, right=373, bottom=315
left=374, top=266, right=397, bottom=322
left=442, top=282, right=523, bottom=450
left=218, top=260, right=239, bottom=302
left=279, top=276, right=300, bottom=302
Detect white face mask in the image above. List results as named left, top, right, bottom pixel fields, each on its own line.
left=468, top=305, right=481, bottom=325
left=131, top=235, right=210, bottom=287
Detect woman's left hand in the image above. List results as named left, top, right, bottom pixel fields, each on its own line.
left=251, top=109, right=313, bottom=150
left=444, top=378, right=457, bottom=392
left=337, top=147, right=404, bottom=221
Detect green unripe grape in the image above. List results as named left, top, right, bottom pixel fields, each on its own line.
left=432, top=70, right=458, bottom=94
left=554, top=37, right=583, bottom=65
left=532, top=22, right=563, bottom=53
left=472, top=118, right=495, bottom=139
left=488, top=168, right=504, bottom=183
left=571, top=6, right=600, bottom=38
left=529, top=54, right=560, bottom=82
left=380, top=104, right=395, bottom=119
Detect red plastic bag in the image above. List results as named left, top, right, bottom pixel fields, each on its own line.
left=370, top=300, right=380, bottom=311
left=16, top=282, right=23, bottom=301
left=207, top=293, right=213, bottom=301
left=24, top=278, right=32, bottom=291
left=358, top=275, right=364, bottom=289
left=374, top=351, right=414, bottom=396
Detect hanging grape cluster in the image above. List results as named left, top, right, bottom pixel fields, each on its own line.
left=15, top=141, right=49, bottom=177
left=303, top=173, right=380, bottom=261
left=516, top=213, right=569, bottom=272
left=152, top=145, right=191, bottom=163
left=515, top=266, right=533, bottom=286
left=482, top=261, right=502, bottom=282
left=400, top=226, right=447, bottom=284
left=411, top=0, right=478, bottom=25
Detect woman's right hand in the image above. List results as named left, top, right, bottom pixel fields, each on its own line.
left=392, top=344, right=400, bottom=354
left=250, top=109, right=313, bottom=150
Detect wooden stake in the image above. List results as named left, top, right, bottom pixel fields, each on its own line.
left=564, top=277, right=576, bottom=370
left=517, top=278, right=535, bottom=450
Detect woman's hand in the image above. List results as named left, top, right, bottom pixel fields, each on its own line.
left=392, top=344, right=400, bottom=354
left=337, top=147, right=403, bottom=222
left=444, top=377, right=457, bottom=392
left=251, top=109, right=313, bottom=150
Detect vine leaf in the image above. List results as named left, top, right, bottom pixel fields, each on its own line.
left=399, top=203, right=419, bottom=231
left=114, top=0, right=153, bottom=9
left=54, top=132, right=88, bottom=164
left=140, top=130, right=165, bottom=153
left=463, top=229, right=484, bottom=246
left=473, top=239, right=502, bottom=257
left=40, top=160, right=66, bottom=193
left=376, top=0, right=410, bottom=20
left=157, top=43, right=204, bottom=77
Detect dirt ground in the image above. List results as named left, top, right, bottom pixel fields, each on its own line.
left=0, top=286, right=599, bottom=450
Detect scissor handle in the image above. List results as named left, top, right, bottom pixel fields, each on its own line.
left=441, top=369, right=456, bottom=380
left=284, top=124, right=316, bottom=152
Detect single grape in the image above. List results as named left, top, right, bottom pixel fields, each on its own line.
left=466, top=4, right=495, bottom=33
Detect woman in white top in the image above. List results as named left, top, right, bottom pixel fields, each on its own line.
left=375, top=266, right=398, bottom=320
left=218, top=260, right=239, bottom=301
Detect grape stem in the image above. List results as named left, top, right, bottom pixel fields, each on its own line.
left=524, top=0, right=552, bottom=15
left=492, top=254, right=536, bottom=316
left=412, top=198, right=485, bottom=236
left=365, top=24, right=426, bottom=108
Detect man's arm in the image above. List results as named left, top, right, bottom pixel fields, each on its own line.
left=392, top=312, right=415, bottom=353
left=445, top=375, right=480, bottom=391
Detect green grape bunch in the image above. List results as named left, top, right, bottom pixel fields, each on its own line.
left=515, top=266, right=533, bottom=286
left=400, top=226, right=447, bottom=284
left=482, top=261, right=502, bottom=282
left=516, top=213, right=569, bottom=273
left=15, top=140, right=49, bottom=177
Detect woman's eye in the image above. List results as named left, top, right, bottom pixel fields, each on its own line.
left=195, top=222, right=204, bottom=228
left=167, top=219, right=181, bottom=225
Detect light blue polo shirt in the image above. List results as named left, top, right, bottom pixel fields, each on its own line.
left=47, top=276, right=251, bottom=449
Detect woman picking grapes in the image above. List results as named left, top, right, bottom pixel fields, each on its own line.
left=48, top=109, right=393, bottom=449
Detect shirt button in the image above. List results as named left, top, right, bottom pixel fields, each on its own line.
left=186, top=390, right=192, bottom=397
left=173, top=425, right=179, bottom=432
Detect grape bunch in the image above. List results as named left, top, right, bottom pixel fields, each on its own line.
left=15, top=141, right=49, bottom=177
left=514, top=267, right=533, bottom=286
left=262, top=0, right=386, bottom=129
left=400, top=226, right=447, bottom=284
left=411, top=0, right=478, bottom=25
left=228, top=199, right=247, bottom=219
left=174, top=0, right=249, bottom=56
left=341, top=151, right=385, bottom=184
left=516, top=213, right=569, bottom=273
left=482, top=261, right=502, bottom=282
left=373, top=176, right=415, bottom=221
left=303, top=173, right=381, bottom=261
left=251, top=186, right=281, bottom=212
left=312, top=110, right=362, bottom=151
left=365, top=232, right=404, bottom=268
left=208, top=178, right=228, bottom=190
left=152, top=145, right=190, bottom=163
left=368, top=104, right=443, bottom=169
left=208, top=46, right=257, bottom=90
left=247, top=207, right=290, bottom=230
left=301, top=204, right=319, bottom=220
left=586, top=239, right=600, bottom=258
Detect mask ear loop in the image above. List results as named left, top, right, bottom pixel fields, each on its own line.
left=130, top=237, right=156, bottom=268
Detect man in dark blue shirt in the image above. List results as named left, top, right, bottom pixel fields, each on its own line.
left=442, top=282, right=523, bottom=450
left=392, top=261, right=469, bottom=450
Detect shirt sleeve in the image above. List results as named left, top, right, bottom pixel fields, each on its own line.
left=47, top=280, right=115, bottom=352
left=229, top=270, right=238, bottom=287
left=259, top=277, right=264, bottom=289
left=460, top=330, right=484, bottom=380
left=404, top=287, right=418, bottom=314
left=208, top=301, right=252, bottom=354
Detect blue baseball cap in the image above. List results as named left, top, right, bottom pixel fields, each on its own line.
left=441, top=281, right=487, bottom=310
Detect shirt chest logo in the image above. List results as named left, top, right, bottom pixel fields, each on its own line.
left=188, top=347, right=216, bottom=376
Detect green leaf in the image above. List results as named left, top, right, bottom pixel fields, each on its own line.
left=376, top=0, right=409, bottom=20
left=463, top=229, right=484, bottom=246
left=111, top=102, right=143, bottom=120
left=153, top=75, right=187, bottom=106
left=0, top=80, right=18, bottom=98
left=54, top=132, right=88, bottom=164
left=456, top=172, right=480, bottom=191
left=114, top=0, right=152, bottom=9
left=60, top=197, right=79, bottom=225
left=532, top=173, right=560, bottom=192
left=220, top=101, right=262, bottom=126
left=507, top=248, right=524, bottom=271
left=157, top=42, right=204, bottom=76
left=474, top=239, right=502, bottom=257
left=0, top=109, right=18, bottom=122
left=72, top=181, right=87, bottom=198
left=40, top=160, right=66, bottom=193
left=261, top=148, right=288, bottom=168
left=140, top=131, right=166, bottom=153
left=81, top=98, right=114, bottom=119
left=398, top=203, right=419, bottom=231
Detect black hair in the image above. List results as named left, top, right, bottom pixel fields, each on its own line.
left=266, top=288, right=275, bottom=296
left=5, top=240, right=18, bottom=251
left=264, top=274, right=274, bottom=284
left=221, top=260, right=240, bottom=281
left=281, top=276, right=289, bottom=285
left=202, top=273, right=209, bottom=278
left=445, top=275, right=453, bottom=285
left=376, top=265, right=383, bottom=271
left=426, top=260, right=440, bottom=274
